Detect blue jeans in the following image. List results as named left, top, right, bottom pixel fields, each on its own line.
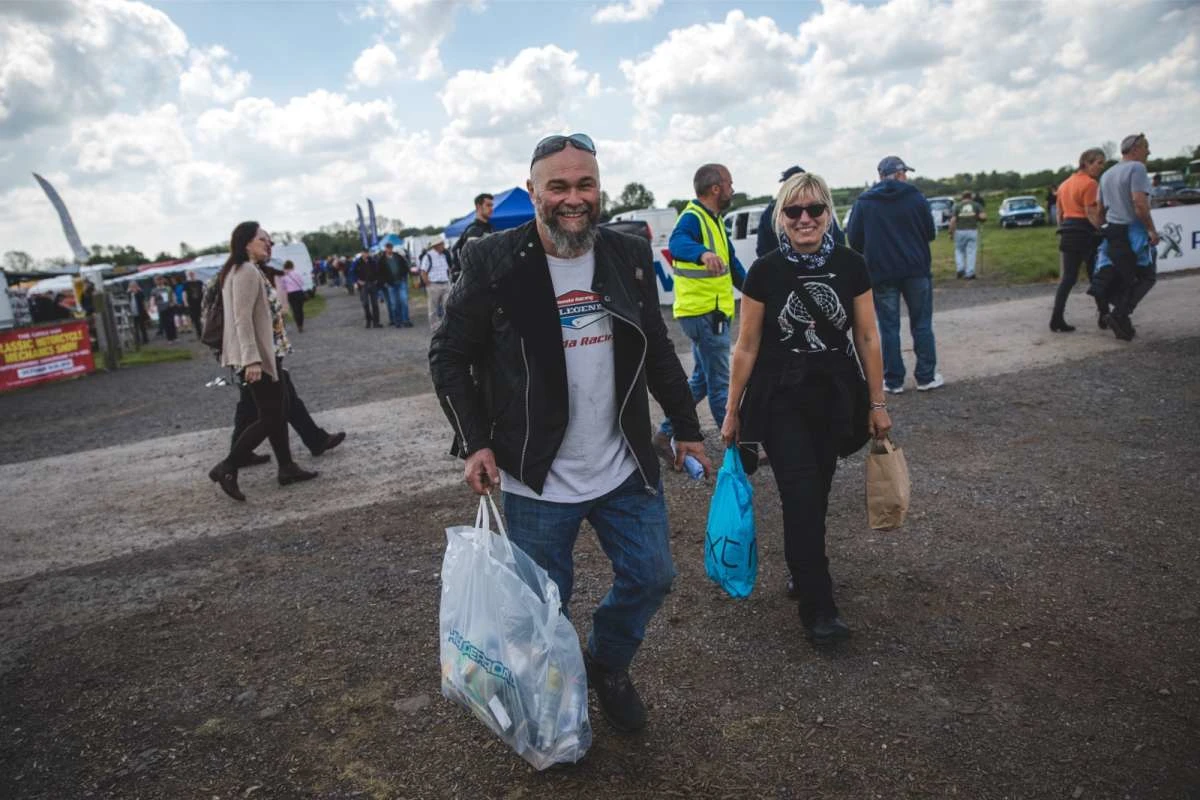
left=660, top=312, right=730, bottom=437
left=873, top=276, right=937, bottom=389
left=954, top=230, right=978, bottom=277
left=385, top=280, right=409, bottom=325
left=503, top=471, right=675, bottom=671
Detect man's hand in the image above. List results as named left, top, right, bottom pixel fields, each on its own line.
left=1149, top=230, right=1161, bottom=247
left=700, top=251, right=727, bottom=276
left=673, top=439, right=713, bottom=478
left=464, top=447, right=500, bottom=495
left=244, top=363, right=263, bottom=383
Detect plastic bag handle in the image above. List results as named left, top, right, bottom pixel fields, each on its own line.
left=474, top=492, right=508, bottom=536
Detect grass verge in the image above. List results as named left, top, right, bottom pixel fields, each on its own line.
left=119, top=345, right=193, bottom=367
left=931, top=222, right=1060, bottom=283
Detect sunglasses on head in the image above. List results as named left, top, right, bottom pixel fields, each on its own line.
left=781, top=203, right=827, bottom=220
left=530, top=133, right=596, bottom=166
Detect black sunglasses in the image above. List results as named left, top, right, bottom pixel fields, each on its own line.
left=781, top=203, right=828, bottom=220
left=530, top=133, right=596, bottom=166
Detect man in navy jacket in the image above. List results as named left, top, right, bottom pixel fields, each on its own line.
left=846, top=156, right=942, bottom=394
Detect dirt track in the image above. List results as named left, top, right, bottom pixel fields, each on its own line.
left=1, top=277, right=1198, bottom=798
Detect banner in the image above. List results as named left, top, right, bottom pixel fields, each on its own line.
left=33, top=173, right=90, bottom=264
left=0, top=321, right=94, bottom=392
left=367, top=198, right=380, bottom=247
left=1151, top=204, right=1200, bottom=274
left=355, top=204, right=370, bottom=250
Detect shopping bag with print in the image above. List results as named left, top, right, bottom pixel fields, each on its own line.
left=866, top=436, right=910, bottom=530
left=704, top=447, right=758, bottom=598
left=438, top=494, right=591, bottom=770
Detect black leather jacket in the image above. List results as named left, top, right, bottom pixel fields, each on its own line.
left=429, top=221, right=703, bottom=496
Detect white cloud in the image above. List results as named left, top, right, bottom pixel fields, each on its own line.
left=441, top=45, right=597, bottom=137
left=620, top=11, right=808, bottom=110
left=0, top=0, right=188, bottom=138
left=197, top=90, right=396, bottom=156
left=70, top=104, right=191, bottom=173
left=360, top=0, right=485, bottom=81
left=179, top=45, right=250, bottom=105
left=592, top=0, right=663, bottom=24
left=350, top=43, right=398, bottom=88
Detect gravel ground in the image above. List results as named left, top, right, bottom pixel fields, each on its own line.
left=0, top=298, right=1197, bottom=798
left=0, top=275, right=1181, bottom=466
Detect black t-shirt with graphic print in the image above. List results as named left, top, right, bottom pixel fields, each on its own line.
left=741, top=244, right=872, bottom=375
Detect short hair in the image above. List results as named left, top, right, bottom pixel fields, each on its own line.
left=773, top=172, right=835, bottom=238
left=283, top=260, right=294, bottom=270
left=1078, top=148, right=1106, bottom=169
left=474, top=193, right=493, bottom=207
left=1120, top=133, right=1145, bottom=154
left=693, top=163, right=726, bottom=198
left=384, top=241, right=394, bottom=248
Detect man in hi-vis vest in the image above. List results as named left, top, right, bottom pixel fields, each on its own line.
left=653, top=163, right=745, bottom=459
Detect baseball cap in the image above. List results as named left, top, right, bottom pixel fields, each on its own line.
left=877, top=156, right=914, bottom=176
left=780, top=165, right=806, bottom=182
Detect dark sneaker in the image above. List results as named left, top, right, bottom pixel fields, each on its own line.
left=311, top=431, right=345, bottom=457
left=278, top=463, right=319, bottom=486
left=650, top=431, right=674, bottom=464
left=1097, top=311, right=1109, bottom=330
left=1108, top=312, right=1135, bottom=341
left=803, top=613, right=851, bottom=647
left=233, top=452, right=271, bottom=468
left=584, top=652, right=647, bottom=733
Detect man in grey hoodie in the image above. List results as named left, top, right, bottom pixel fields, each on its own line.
left=846, top=156, right=941, bottom=394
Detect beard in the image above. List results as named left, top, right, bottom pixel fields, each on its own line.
left=536, top=198, right=599, bottom=258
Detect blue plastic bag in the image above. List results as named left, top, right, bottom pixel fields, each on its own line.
left=705, top=447, right=757, bottom=598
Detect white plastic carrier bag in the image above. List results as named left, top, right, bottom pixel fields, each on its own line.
left=438, top=494, right=591, bottom=770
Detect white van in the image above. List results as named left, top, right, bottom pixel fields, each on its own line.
left=611, top=207, right=679, bottom=305
left=723, top=204, right=769, bottom=275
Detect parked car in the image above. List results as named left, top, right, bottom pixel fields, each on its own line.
left=928, top=196, right=955, bottom=229
left=598, top=218, right=651, bottom=244
left=998, top=196, right=1047, bottom=228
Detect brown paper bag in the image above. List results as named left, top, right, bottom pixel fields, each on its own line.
left=866, top=436, right=910, bottom=530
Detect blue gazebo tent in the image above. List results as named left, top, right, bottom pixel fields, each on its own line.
left=444, top=187, right=533, bottom=237
left=369, top=232, right=405, bottom=253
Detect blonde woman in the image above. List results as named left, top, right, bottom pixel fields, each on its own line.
left=721, top=173, right=890, bottom=646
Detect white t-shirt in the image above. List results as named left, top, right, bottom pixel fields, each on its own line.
left=501, top=250, right=637, bottom=502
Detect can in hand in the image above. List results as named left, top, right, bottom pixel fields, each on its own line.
left=670, top=438, right=705, bottom=480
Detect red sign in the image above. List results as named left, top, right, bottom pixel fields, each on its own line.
left=0, top=321, right=95, bottom=392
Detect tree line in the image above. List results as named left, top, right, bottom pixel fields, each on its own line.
left=7, top=145, right=1196, bottom=272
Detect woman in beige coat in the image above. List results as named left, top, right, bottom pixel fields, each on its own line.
left=208, top=221, right=317, bottom=501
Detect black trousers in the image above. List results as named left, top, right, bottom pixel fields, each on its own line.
left=1053, top=243, right=1102, bottom=322
left=135, top=316, right=149, bottom=344
left=160, top=306, right=177, bottom=341
left=359, top=281, right=380, bottom=324
left=231, top=367, right=326, bottom=454
left=287, top=290, right=306, bottom=330
left=762, top=380, right=840, bottom=625
left=188, top=302, right=203, bottom=338
left=1092, top=225, right=1142, bottom=317
left=226, top=359, right=293, bottom=467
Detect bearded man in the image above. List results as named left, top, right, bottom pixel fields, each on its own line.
left=430, top=133, right=710, bottom=735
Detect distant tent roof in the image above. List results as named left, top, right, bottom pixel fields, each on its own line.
left=444, top=187, right=534, bottom=237
left=369, top=233, right=405, bottom=253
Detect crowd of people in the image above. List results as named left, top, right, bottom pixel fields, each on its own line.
left=199, top=129, right=1164, bottom=741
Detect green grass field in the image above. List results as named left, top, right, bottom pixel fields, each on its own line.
left=119, top=345, right=194, bottom=368
left=931, top=222, right=1060, bottom=283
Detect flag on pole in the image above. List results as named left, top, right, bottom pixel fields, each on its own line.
left=367, top=198, right=380, bottom=247
left=32, top=173, right=90, bottom=263
left=355, top=204, right=370, bottom=250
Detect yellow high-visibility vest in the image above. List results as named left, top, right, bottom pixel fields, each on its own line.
left=671, top=200, right=735, bottom=320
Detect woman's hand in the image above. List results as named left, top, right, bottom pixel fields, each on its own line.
left=869, top=407, right=892, bottom=439
left=720, top=410, right=740, bottom=447
left=244, top=363, right=263, bottom=384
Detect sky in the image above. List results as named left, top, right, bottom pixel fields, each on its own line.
left=2, top=0, right=1198, bottom=264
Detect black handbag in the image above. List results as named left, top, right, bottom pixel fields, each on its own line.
left=788, top=282, right=871, bottom=457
